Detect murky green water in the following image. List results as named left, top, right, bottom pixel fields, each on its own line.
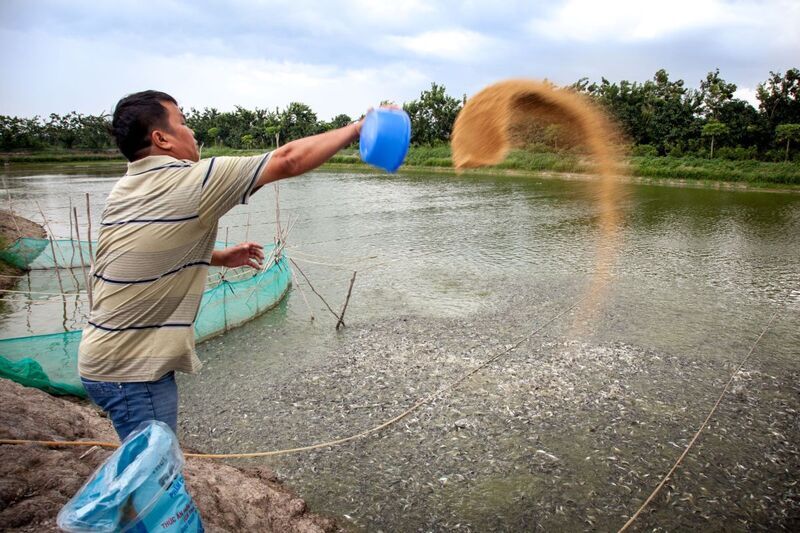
left=2, top=164, right=799, bottom=530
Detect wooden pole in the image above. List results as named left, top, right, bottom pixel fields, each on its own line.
left=289, top=257, right=342, bottom=323
left=73, top=207, right=92, bottom=309
left=336, top=271, right=357, bottom=330
left=35, top=202, right=65, bottom=296
left=2, top=177, right=21, bottom=237
left=274, top=183, right=282, bottom=243
left=26, top=272, right=32, bottom=329
left=85, top=193, right=94, bottom=266
left=68, top=197, right=77, bottom=266
left=220, top=226, right=230, bottom=278
left=49, top=232, right=68, bottom=331
left=47, top=199, right=81, bottom=288
left=34, top=201, right=69, bottom=265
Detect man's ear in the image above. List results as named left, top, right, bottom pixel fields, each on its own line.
left=151, top=129, right=171, bottom=150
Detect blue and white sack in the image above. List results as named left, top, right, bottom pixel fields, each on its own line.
left=57, top=421, right=203, bottom=532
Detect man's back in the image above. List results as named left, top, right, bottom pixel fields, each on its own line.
left=79, top=153, right=269, bottom=382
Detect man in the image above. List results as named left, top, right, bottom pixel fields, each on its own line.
left=79, top=90, right=362, bottom=441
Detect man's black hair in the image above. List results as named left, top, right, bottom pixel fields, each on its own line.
left=111, top=90, right=178, bottom=161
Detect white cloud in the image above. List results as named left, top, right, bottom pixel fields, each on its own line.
left=1, top=1, right=797, bottom=119
left=159, top=54, right=428, bottom=119
left=0, top=27, right=429, bottom=119
left=384, top=29, right=497, bottom=62
left=734, top=87, right=759, bottom=108
left=344, top=0, right=436, bottom=26
left=528, top=0, right=780, bottom=42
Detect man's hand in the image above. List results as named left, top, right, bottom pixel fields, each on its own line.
left=211, top=242, right=265, bottom=269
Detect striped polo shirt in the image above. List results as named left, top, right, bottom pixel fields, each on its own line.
left=78, top=153, right=270, bottom=382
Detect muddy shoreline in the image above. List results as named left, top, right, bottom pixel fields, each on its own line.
left=0, top=210, right=340, bottom=531
left=0, top=378, right=339, bottom=532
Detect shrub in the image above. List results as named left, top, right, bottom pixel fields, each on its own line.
left=667, top=144, right=685, bottom=158
left=631, top=144, right=658, bottom=157
left=716, top=146, right=757, bottom=161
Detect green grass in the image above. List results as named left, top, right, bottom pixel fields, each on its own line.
left=5, top=146, right=799, bottom=187
left=2, top=151, right=123, bottom=163
left=199, top=146, right=265, bottom=158
left=630, top=155, right=800, bottom=184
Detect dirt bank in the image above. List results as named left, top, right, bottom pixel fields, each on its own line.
left=0, top=379, right=339, bottom=532
left=0, top=210, right=46, bottom=291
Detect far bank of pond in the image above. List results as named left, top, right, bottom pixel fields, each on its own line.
left=3, top=148, right=800, bottom=189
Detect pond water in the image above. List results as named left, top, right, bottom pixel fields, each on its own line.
left=2, top=162, right=798, bottom=531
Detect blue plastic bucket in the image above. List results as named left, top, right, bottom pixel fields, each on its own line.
left=359, top=108, right=411, bottom=172
left=58, top=421, right=203, bottom=532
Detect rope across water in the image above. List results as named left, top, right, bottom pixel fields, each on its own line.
left=0, top=288, right=782, bottom=530
left=0, top=284, right=592, bottom=458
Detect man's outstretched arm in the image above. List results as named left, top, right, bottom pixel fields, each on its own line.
left=257, top=120, right=362, bottom=187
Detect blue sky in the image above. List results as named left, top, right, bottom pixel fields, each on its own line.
left=1, top=0, right=797, bottom=120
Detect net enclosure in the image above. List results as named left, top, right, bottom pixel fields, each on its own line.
left=0, top=242, right=291, bottom=397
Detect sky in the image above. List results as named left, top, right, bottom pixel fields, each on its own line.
left=1, top=0, right=797, bottom=120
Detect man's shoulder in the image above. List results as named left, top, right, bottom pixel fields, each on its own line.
left=125, top=155, right=195, bottom=176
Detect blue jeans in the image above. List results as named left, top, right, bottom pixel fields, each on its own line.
left=81, top=372, right=178, bottom=441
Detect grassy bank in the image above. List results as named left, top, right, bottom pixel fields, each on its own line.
left=1, top=150, right=123, bottom=163
left=5, top=146, right=800, bottom=186
left=394, top=146, right=800, bottom=185
left=202, top=145, right=800, bottom=186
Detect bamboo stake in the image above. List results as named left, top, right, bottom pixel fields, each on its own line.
left=25, top=273, right=32, bottom=329
left=73, top=207, right=92, bottom=309
left=35, top=202, right=65, bottom=297
left=61, top=282, right=68, bottom=331
left=336, top=271, right=357, bottom=330
left=34, top=201, right=69, bottom=265
left=222, top=277, right=228, bottom=332
left=274, top=183, right=282, bottom=240
left=220, top=226, right=230, bottom=278
left=85, top=193, right=94, bottom=266
left=68, top=198, right=77, bottom=266
left=2, top=177, right=21, bottom=237
left=289, top=258, right=342, bottom=323
left=33, top=200, right=80, bottom=285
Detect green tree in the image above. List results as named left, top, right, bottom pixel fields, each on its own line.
left=775, top=123, right=800, bottom=161
left=702, top=120, right=729, bottom=158
left=0, top=115, right=46, bottom=150
left=241, top=134, right=254, bottom=149
left=264, top=125, right=280, bottom=147
left=207, top=127, right=220, bottom=146
left=756, top=69, right=800, bottom=130
left=46, top=112, right=81, bottom=149
left=329, top=113, right=352, bottom=130
left=543, top=124, right=565, bottom=151
left=186, top=107, right=221, bottom=146
left=578, top=70, right=702, bottom=155
left=279, top=102, right=318, bottom=142
left=716, top=99, right=762, bottom=148
left=699, top=69, right=737, bottom=119
left=403, top=83, right=462, bottom=145
left=76, top=114, right=113, bottom=149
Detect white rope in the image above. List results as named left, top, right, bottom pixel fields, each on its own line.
left=0, top=288, right=84, bottom=296
left=618, top=309, right=781, bottom=532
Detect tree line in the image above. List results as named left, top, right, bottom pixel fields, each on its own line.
left=1, top=68, right=798, bottom=161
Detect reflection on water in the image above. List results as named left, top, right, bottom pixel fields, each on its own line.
left=1, top=164, right=799, bottom=530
